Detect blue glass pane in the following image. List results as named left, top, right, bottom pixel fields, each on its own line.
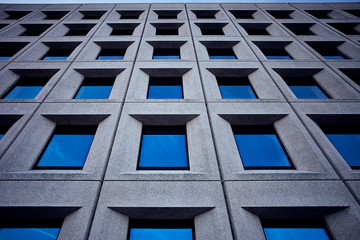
left=37, top=134, right=94, bottom=167
left=0, top=57, right=11, bottom=60
left=4, top=86, right=42, bottom=99
left=209, top=55, right=236, bottom=59
left=219, top=85, right=256, bottom=99
left=0, top=228, right=60, bottom=240
left=153, top=55, right=180, bottom=59
left=323, top=55, right=345, bottom=60
left=234, top=134, right=291, bottom=168
left=130, top=228, right=193, bottom=240
left=327, top=134, right=360, bottom=167
left=42, top=56, right=67, bottom=60
left=0, top=134, right=3, bottom=140
left=264, top=228, right=330, bottom=240
left=148, top=85, right=182, bottom=99
left=139, top=134, right=188, bottom=168
left=97, top=56, right=124, bottom=60
left=75, top=86, right=112, bottom=99
left=266, top=55, right=292, bottom=60
left=289, top=85, right=328, bottom=99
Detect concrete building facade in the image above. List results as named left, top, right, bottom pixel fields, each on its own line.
left=0, top=2, right=359, bottom=240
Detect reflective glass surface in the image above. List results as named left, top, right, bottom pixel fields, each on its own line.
left=153, top=55, right=180, bottom=59
left=266, top=55, right=292, bottom=60
left=327, top=134, right=360, bottom=168
left=0, top=228, right=60, bottom=240
left=138, top=126, right=188, bottom=169
left=148, top=85, right=182, bottom=99
left=0, top=134, right=3, bottom=140
left=97, top=56, right=124, bottom=60
left=233, top=126, right=291, bottom=168
left=0, top=56, right=11, bottom=60
left=153, top=49, right=180, bottom=59
left=217, top=77, right=257, bottom=99
left=129, top=229, right=193, bottom=240
left=36, top=128, right=95, bottom=168
left=209, top=55, right=236, bottom=59
left=323, top=55, right=345, bottom=60
left=75, top=86, right=112, bottom=99
left=42, top=56, right=67, bottom=60
left=264, top=228, right=330, bottom=240
left=3, top=86, right=42, bottom=99
left=289, top=85, right=328, bottom=99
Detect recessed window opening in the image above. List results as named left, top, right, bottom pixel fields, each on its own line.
left=262, top=48, right=292, bottom=60
left=152, top=23, right=182, bottom=36
left=0, top=125, right=11, bottom=140
left=306, top=42, right=349, bottom=60
left=128, top=219, right=194, bottom=240
left=42, top=48, right=73, bottom=60
left=80, top=11, right=105, bottom=20
left=153, top=48, right=180, bottom=59
left=19, top=24, right=51, bottom=36
left=283, top=23, right=315, bottom=35
left=154, top=10, right=181, bottom=19
left=147, top=77, right=183, bottom=99
left=339, top=68, right=360, bottom=86
left=283, top=76, right=329, bottom=99
left=267, top=10, right=293, bottom=19
left=239, top=23, right=270, bottom=35
left=138, top=125, right=188, bottom=170
left=196, top=23, right=225, bottom=35
left=0, top=24, right=8, bottom=30
left=261, top=219, right=332, bottom=240
left=320, top=124, right=360, bottom=169
left=34, top=125, right=97, bottom=169
left=232, top=125, right=293, bottom=169
left=0, top=219, right=63, bottom=240
left=117, top=10, right=143, bottom=19
left=217, top=77, right=257, bottom=99
left=97, top=48, right=126, bottom=60
left=345, top=10, right=360, bottom=18
left=109, top=23, right=138, bottom=36
left=4, top=11, right=31, bottom=20
left=306, top=10, right=332, bottom=19
left=192, top=10, right=218, bottom=19
left=229, top=10, right=256, bottom=19
left=0, top=42, right=28, bottom=60
left=74, top=77, right=115, bottom=99
left=42, top=11, right=69, bottom=20
left=2, top=76, right=50, bottom=100
left=207, top=48, right=236, bottom=59
left=329, top=23, right=360, bottom=35
left=65, top=24, right=95, bottom=36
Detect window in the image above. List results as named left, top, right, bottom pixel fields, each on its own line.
left=19, top=24, right=51, bottom=36
left=254, top=42, right=293, bottom=60
left=1, top=76, right=50, bottom=99
left=283, top=23, right=315, bottom=35
left=207, top=48, right=236, bottom=59
left=154, top=10, right=181, bottom=19
left=232, top=125, right=292, bottom=169
left=305, top=41, right=349, bottom=60
left=65, top=24, right=95, bottom=36
left=306, top=10, right=332, bottom=19
left=34, top=125, right=97, bottom=169
left=117, top=10, right=143, bottom=19
left=328, top=23, right=360, bottom=35
left=147, top=77, right=183, bottom=99
left=152, top=23, right=182, bottom=36
left=0, top=219, right=62, bottom=240
left=109, top=23, right=139, bottom=36
left=74, top=77, right=114, bottom=99
left=4, top=11, right=31, bottom=20
left=282, top=76, right=328, bottom=99
left=138, top=125, right=188, bottom=170
left=217, top=77, right=257, bottom=99
left=339, top=68, right=360, bottom=86
left=229, top=10, right=256, bottom=19
left=345, top=9, right=360, bottom=18
left=97, top=48, right=125, bottom=60
left=262, top=219, right=331, bottom=240
left=196, top=23, right=225, bottom=35
left=0, top=24, right=8, bottom=30
left=321, top=124, right=360, bottom=169
left=0, top=125, right=10, bottom=140
left=192, top=10, right=218, bottom=19
left=0, top=42, right=29, bottom=60
left=267, top=10, right=293, bottom=19
left=79, top=11, right=105, bottom=20
left=128, top=219, right=194, bottom=240
left=239, top=23, right=270, bottom=35
left=41, top=42, right=80, bottom=60
left=42, top=11, right=69, bottom=20
left=153, top=48, right=180, bottom=59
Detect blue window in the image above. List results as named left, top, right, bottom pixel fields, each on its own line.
left=262, top=219, right=331, bottom=240
left=34, top=125, right=97, bottom=169
left=138, top=126, right=188, bottom=170
left=321, top=125, right=360, bottom=169
left=339, top=68, right=360, bottom=86
left=0, top=56, right=11, bottom=60
left=153, top=48, right=180, bottom=59
left=42, top=48, right=73, bottom=60
left=207, top=48, right=236, bottom=59
left=232, top=125, right=292, bottom=169
left=129, top=219, right=194, bottom=240
left=147, top=77, right=183, bottom=99
left=2, top=77, right=49, bottom=100
left=283, top=77, right=328, bottom=99
left=306, top=42, right=349, bottom=60
left=261, top=48, right=292, bottom=60
left=74, top=77, right=114, bottom=99
left=0, top=42, right=29, bottom=60
left=0, top=125, right=10, bottom=140
left=217, top=77, right=257, bottom=99
left=97, top=48, right=125, bottom=60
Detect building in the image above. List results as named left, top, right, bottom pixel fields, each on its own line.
left=0, top=2, right=359, bottom=239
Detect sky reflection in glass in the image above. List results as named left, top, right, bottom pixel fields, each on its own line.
left=42, top=56, right=68, bottom=60
left=0, top=228, right=60, bottom=240
left=129, top=228, right=193, bottom=240
left=266, top=55, right=292, bottom=60
left=234, top=134, right=291, bottom=168
left=0, top=56, right=11, bottom=60
left=97, top=56, right=124, bottom=60
left=219, top=85, right=256, bottom=99
left=209, top=55, right=236, bottom=59
left=153, top=55, right=180, bottom=59
left=326, top=134, right=360, bottom=168
left=0, top=134, right=3, bottom=140
left=75, top=85, right=112, bottom=99
left=264, top=228, right=330, bottom=240
left=289, top=85, right=328, bottom=99
left=37, top=133, right=94, bottom=168
left=4, top=86, right=42, bottom=99
left=148, top=85, right=182, bottom=99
